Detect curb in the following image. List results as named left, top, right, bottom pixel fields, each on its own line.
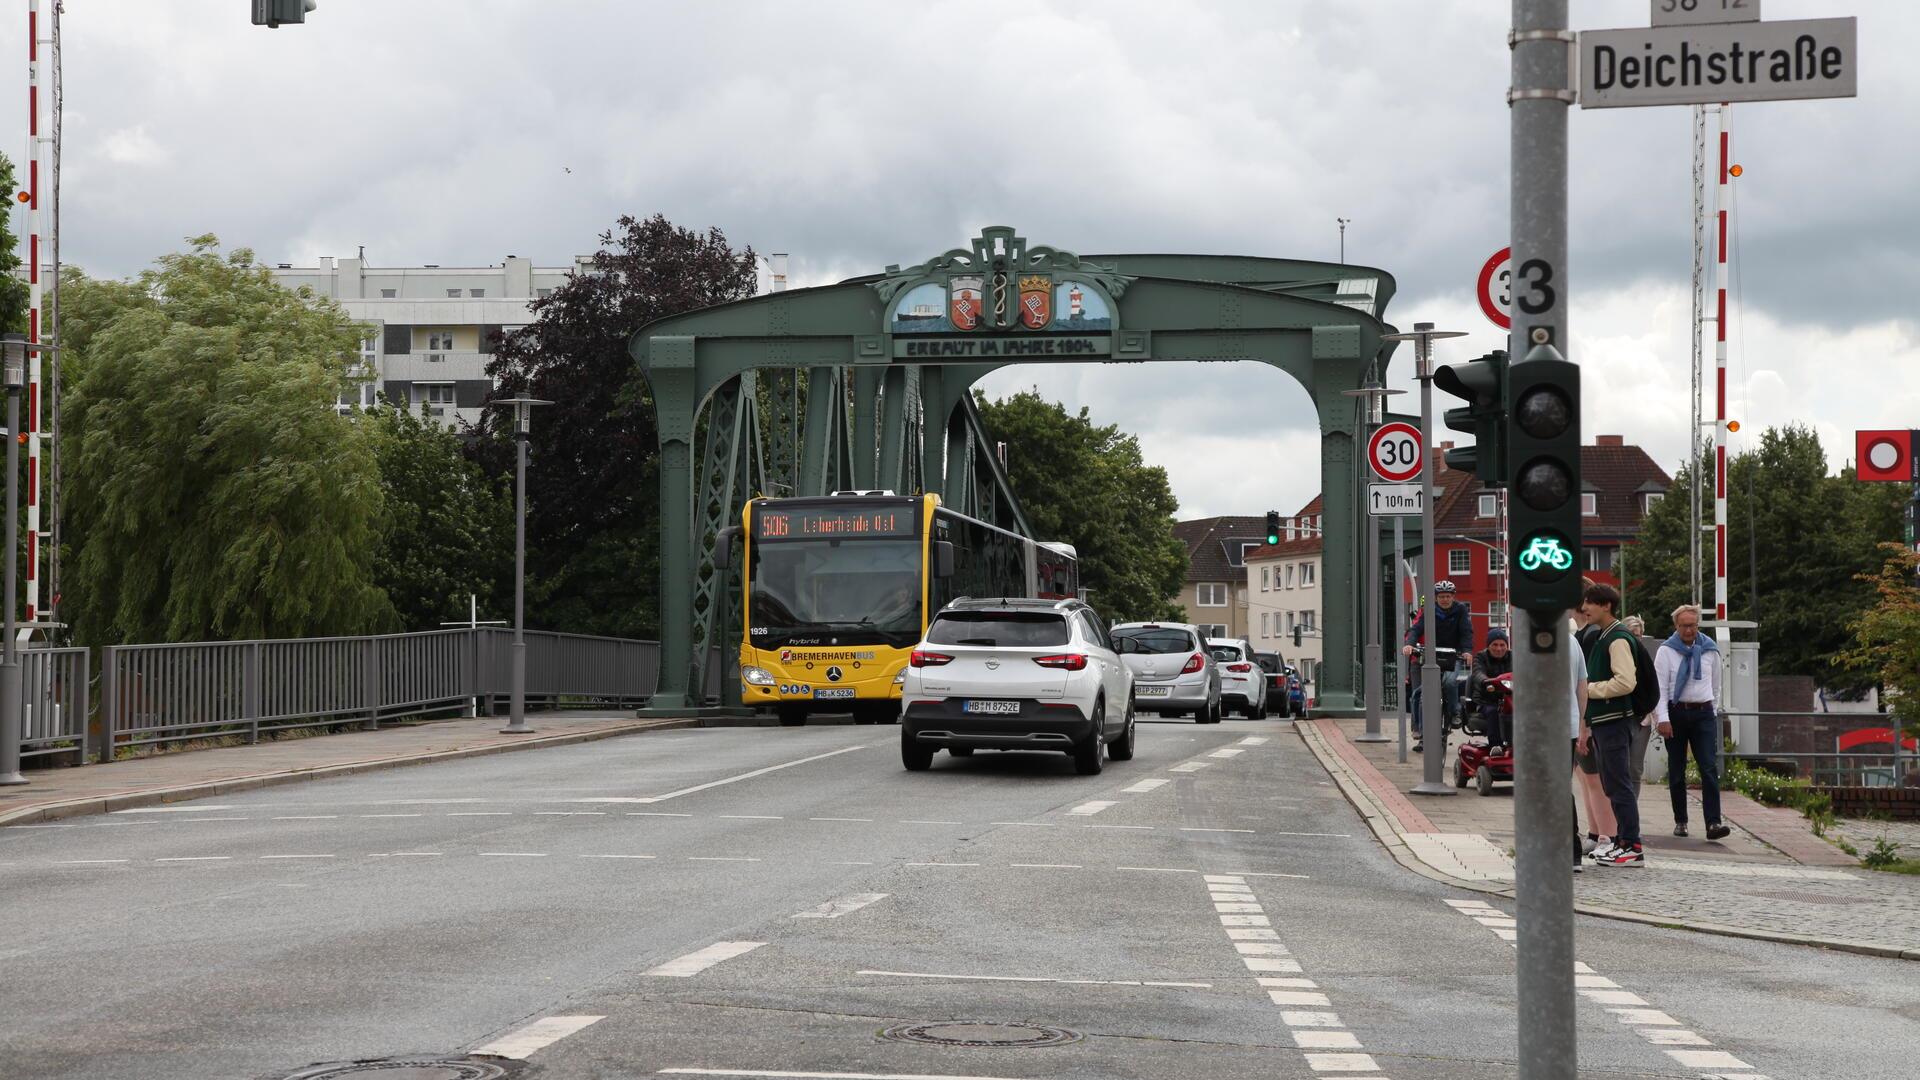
left=0, top=718, right=703, bottom=828
left=1295, top=716, right=1918, bottom=963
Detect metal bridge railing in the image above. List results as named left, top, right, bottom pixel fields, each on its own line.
left=98, top=629, right=659, bottom=763
left=19, top=647, right=91, bottom=760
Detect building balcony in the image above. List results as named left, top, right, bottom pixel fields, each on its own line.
left=380, top=350, right=492, bottom=382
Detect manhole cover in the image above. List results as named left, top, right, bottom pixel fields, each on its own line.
left=283, top=1060, right=509, bottom=1080
left=879, top=1021, right=1081, bottom=1048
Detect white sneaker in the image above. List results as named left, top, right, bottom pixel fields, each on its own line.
left=1587, top=843, right=1618, bottom=862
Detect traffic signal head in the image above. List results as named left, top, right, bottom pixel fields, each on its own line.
left=1505, top=344, right=1581, bottom=612
left=1292, top=624, right=1303, bottom=648
left=1265, top=510, right=1281, bottom=546
left=1433, top=350, right=1508, bottom=486
left=253, top=0, right=315, bottom=27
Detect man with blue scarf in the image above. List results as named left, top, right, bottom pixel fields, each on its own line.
left=1654, top=603, right=1729, bottom=840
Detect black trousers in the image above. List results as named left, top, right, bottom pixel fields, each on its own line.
left=1590, top=719, right=1641, bottom=847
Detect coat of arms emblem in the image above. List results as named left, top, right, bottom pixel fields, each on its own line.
left=1018, top=275, right=1052, bottom=330
left=948, top=275, right=983, bottom=331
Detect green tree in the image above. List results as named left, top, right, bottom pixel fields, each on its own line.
left=63, top=237, right=391, bottom=644
left=0, top=153, right=27, bottom=334
left=368, top=406, right=513, bottom=631
left=973, top=389, right=1188, bottom=622
left=1839, top=544, right=1920, bottom=738
left=1627, top=424, right=1902, bottom=691
left=479, top=214, right=759, bottom=638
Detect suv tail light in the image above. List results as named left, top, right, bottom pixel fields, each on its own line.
left=909, top=651, right=953, bottom=668
left=1226, top=662, right=1253, bottom=673
left=1033, top=654, right=1088, bottom=671
left=1181, top=653, right=1205, bottom=674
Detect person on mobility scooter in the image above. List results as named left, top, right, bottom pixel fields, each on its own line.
left=1457, top=668, right=1515, bottom=795
left=1402, top=580, right=1475, bottom=753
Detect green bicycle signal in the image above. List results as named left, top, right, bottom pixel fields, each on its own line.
left=1517, top=534, right=1574, bottom=576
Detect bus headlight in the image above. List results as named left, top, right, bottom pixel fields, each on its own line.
left=742, top=665, right=776, bottom=686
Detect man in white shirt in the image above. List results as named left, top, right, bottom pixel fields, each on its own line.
left=1654, top=604, right=1728, bottom=840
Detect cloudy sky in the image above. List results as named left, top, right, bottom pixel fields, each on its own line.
left=7, top=1, right=1913, bottom=519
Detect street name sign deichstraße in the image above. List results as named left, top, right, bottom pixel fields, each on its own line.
left=1369, top=483, right=1424, bottom=517
left=1579, top=17, right=1856, bottom=109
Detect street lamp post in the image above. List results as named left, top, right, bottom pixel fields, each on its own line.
left=0, top=335, right=28, bottom=786
left=489, top=396, right=552, bottom=735
left=1383, top=321, right=1467, bottom=797
left=1344, top=378, right=1404, bottom=744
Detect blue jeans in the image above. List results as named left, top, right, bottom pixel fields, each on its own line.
left=1592, top=718, right=1641, bottom=847
left=1666, top=704, right=1722, bottom=825
left=1409, top=671, right=1462, bottom=737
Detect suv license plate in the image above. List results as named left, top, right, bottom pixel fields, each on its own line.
left=963, top=699, right=1021, bottom=715
left=1135, top=685, right=1170, bottom=697
left=812, top=688, right=855, bottom=700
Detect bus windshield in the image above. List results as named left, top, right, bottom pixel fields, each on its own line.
left=749, top=538, right=922, bottom=646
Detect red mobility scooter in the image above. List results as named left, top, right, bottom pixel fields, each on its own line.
left=1455, top=670, right=1514, bottom=796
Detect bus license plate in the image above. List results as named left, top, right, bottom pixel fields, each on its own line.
left=812, top=688, right=855, bottom=700
left=963, top=699, right=1020, bottom=715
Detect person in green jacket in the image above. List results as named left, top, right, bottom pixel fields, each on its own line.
left=1579, top=582, right=1643, bottom=867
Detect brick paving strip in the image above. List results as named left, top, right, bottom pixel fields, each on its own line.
left=0, top=713, right=701, bottom=827
left=1297, top=716, right=1920, bottom=961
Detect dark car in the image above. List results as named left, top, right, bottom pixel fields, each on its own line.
left=1253, top=651, right=1290, bottom=719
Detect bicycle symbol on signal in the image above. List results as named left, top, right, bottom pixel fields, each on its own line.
left=1517, top=536, right=1574, bottom=573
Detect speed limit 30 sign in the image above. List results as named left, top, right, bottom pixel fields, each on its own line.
left=1477, top=247, right=1512, bottom=330
left=1368, top=421, right=1424, bottom=483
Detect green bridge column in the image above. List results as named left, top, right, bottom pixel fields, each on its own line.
left=644, top=336, right=699, bottom=709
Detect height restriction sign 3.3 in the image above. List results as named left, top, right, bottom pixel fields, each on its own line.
left=1477, top=248, right=1511, bottom=330
left=1368, top=421, right=1424, bottom=483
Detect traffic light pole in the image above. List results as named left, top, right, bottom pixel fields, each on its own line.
left=1510, top=2, right=1577, bottom=1077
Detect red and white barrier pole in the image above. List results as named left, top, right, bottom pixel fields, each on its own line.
left=23, top=0, right=43, bottom=628
left=1712, top=104, right=1730, bottom=649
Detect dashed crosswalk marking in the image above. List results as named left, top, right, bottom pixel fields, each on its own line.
left=1443, top=898, right=1765, bottom=1076
left=792, top=893, right=889, bottom=920
left=644, top=941, right=766, bottom=977
left=474, top=1014, right=604, bottom=1059
left=1205, top=876, right=1378, bottom=1072
left=1067, top=801, right=1116, bottom=816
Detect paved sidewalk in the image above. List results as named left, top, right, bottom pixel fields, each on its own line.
left=0, top=712, right=699, bottom=826
left=1301, top=715, right=1920, bottom=961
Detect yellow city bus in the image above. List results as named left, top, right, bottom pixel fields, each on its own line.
left=718, top=492, right=1077, bottom=726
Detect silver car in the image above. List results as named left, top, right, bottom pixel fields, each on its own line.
left=1112, top=622, right=1222, bottom=724
left=1207, top=637, right=1269, bottom=720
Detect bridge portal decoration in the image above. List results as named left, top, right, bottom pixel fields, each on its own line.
left=632, top=226, right=1405, bottom=712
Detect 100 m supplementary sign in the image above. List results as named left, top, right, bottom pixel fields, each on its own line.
left=1579, top=17, right=1856, bottom=108
left=895, top=335, right=1110, bottom=358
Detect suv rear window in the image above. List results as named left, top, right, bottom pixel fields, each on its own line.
left=926, top=611, right=1069, bottom=647
left=1254, top=652, right=1282, bottom=673
left=1209, top=643, right=1244, bottom=662
left=1112, top=627, right=1196, bottom=654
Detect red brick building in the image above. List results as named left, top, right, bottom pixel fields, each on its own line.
left=1422, top=435, right=1670, bottom=644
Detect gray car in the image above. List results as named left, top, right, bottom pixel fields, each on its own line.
left=1111, top=621, right=1222, bottom=724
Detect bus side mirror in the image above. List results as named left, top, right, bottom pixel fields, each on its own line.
left=933, top=541, right=956, bottom=578
left=713, top=526, right=741, bottom=570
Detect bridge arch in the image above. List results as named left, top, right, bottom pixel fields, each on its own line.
left=631, top=226, right=1403, bottom=711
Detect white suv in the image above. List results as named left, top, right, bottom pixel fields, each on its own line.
left=900, top=597, right=1135, bottom=775
left=1207, top=637, right=1269, bottom=720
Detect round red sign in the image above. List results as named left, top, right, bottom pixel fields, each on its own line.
left=1368, top=422, right=1424, bottom=483
left=1477, top=247, right=1512, bottom=331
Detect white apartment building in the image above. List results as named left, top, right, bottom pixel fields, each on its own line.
left=1244, top=527, right=1323, bottom=687
left=268, top=254, right=588, bottom=428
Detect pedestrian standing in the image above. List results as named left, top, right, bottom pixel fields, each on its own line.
left=1655, top=604, right=1730, bottom=840
left=1622, top=614, right=1654, bottom=795
left=1581, top=583, right=1644, bottom=867
left=1571, top=605, right=1615, bottom=855
left=1570, top=621, right=1590, bottom=872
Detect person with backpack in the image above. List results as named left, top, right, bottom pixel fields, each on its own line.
left=1654, top=604, right=1730, bottom=840
left=1579, top=582, right=1651, bottom=867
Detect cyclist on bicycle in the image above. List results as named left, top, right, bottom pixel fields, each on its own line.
left=1402, top=580, right=1475, bottom=753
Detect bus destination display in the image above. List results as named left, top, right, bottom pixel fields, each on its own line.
left=757, top=506, right=914, bottom=540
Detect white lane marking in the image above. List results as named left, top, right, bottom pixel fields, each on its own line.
left=1607, top=1008, right=1680, bottom=1026
left=1183, top=827, right=1255, bottom=834
left=664, top=1060, right=1052, bottom=1068
left=111, top=806, right=236, bottom=814
left=170, top=816, right=249, bottom=822
left=1009, top=863, right=1081, bottom=869
left=720, top=815, right=783, bottom=820
left=54, top=859, right=129, bottom=865
left=1302, top=1052, right=1379, bottom=1072
left=155, top=857, right=230, bottom=862
left=1665, top=1051, right=1753, bottom=1070
left=900, top=819, right=964, bottom=825
left=1641, top=1028, right=1713, bottom=1045
left=811, top=817, right=872, bottom=823
left=1581, top=989, right=1649, bottom=1006
left=474, top=1014, right=604, bottom=1060
left=1237, top=736, right=1270, bottom=745
left=536, top=811, right=607, bottom=817
left=1268, top=990, right=1333, bottom=1007
left=1259, top=977, right=1320, bottom=988
left=1269, top=831, right=1351, bottom=838
left=1118, top=866, right=1200, bottom=874
left=1245, top=958, right=1305, bottom=972
left=480, top=852, right=548, bottom=857
left=857, top=970, right=1209, bottom=989
left=1203, top=874, right=1246, bottom=883
left=643, top=745, right=869, bottom=803
left=1208, top=748, right=1245, bottom=758
left=1220, top=914, right=1272, bottom=926
left=1228, top=928, right=1281, bottom=940
left=1235, top=943, right=1291, bottom=956
left=1169, top=762, right=1209, bottom=772
left=1280, top=1011, right=1343, bottom=1027
left=1084, top=824, right=1152, bottom=830
left=991, top=822, right=1053, bottom=827
left=1573, top=973, right=1618, bottom=988
left=793, top=893, right=889, bottom=920
left=274, top=815, right=339, bottom=820
left=260, top=855, right=335, bottom=860
left=906, top=862, right=978, bottom=867
left=659, top=1070, right=1040, bottom=1080
left=630, top=812, right=694, bottom=817
left=389, top=852, right=443, bottom=857
left=645, top=941, right=766, bottom=977
left=1122, top=779, right=1170, bottom=793
left=1215, top=902, right=1264, bottom=913
left=567, top=797, right=654, bottom=803
left=580, top=854, right=657, bottom=860
left=360, top=814, right=423, bottom=819
left=688, top=857, right=760, bottom=862
left=449, top=812, right=513, bottom=817
left=1293, top=1030, right=1362, bottom=1049
left=1067, top=801, right=1116, bottom=816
